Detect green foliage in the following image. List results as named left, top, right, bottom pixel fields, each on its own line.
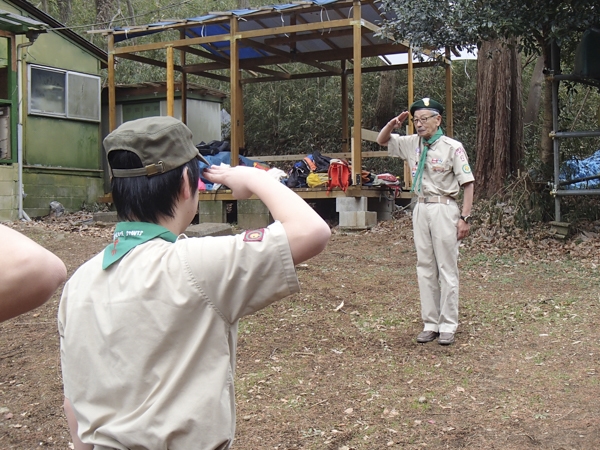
left=243, top=68, right=347, bottom=156
left=379, top=0, right=600, bottom=57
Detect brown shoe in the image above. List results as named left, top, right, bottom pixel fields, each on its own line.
left=438, top=332, right=455, bottom=345
left=416, top=330, right=439, bottom=343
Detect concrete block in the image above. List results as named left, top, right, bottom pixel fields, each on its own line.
left=0, top=209, right=17, bottom=222
left=0, top=195, right=17, bottom=210
left=549, top=221, right=570, bottom=239
left=237, top=199, right=273, bottom=230
left=198, top=201, right=226, bottom=223
left=336, top=196, right=368, bottom=212
left=185, top=223, right=234, bottom=237
left=93, top=211, right=119, bottom=223
left=368, top=197, right=394, bottom=221
left=339, top=211, right=377, bottom=230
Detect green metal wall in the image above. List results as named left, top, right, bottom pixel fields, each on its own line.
left=24, top=116, right=100, bottom=169
left=22, top=32, right=103, bottom=170
left=0, top=1, right=106, bottom=217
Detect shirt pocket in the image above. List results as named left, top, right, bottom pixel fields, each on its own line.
left=427, top=157, right=450, bottom=174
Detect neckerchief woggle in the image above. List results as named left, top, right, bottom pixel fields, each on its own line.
left=102, top=222, right=177, bottom=269
left=411, top=127, right=444, bottom=194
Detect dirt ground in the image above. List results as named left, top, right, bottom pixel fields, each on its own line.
left=0, top=209, right=599, bottom=449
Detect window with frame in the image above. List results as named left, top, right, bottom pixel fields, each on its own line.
left=28, top=65, right=100, bottom=122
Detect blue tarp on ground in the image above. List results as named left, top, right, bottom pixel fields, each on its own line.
left=560, top=149, right=600, bottom=188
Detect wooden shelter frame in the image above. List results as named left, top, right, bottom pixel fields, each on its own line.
left=98, top=0, right=454, bottom=199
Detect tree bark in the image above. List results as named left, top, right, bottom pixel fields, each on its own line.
left=474, top=39, right=524, bottom=199
left=57, top=0, right=72, bottom=25
left=96, top=0, right=114, bottom=27
left=539, top=43, right=555, bottom=177
left=524, top=55, right=544, bottom=127
left=125, top=0, right=135, bottom=26
left=373, top=71, right=397, bottom=129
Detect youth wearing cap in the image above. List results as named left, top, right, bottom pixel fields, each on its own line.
left=376, top=98, right=474, bottom=346
left=58, top=116, right=331, bottom=450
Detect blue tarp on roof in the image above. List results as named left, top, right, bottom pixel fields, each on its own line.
left=113, top=0, right=373, bottom=45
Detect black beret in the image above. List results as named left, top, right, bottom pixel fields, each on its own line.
left=410, top=98, right=444, bottom=116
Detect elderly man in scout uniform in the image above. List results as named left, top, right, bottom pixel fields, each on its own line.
left=58, top=116, right=331, bottom=450
left=377, top=98, right=474, bottom=345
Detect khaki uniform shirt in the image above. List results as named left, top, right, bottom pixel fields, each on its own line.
left=387, top=134, right=474, bottom=196
left=58, top=221, right=299, bottom=450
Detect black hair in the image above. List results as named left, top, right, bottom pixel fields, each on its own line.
left=108, top=150, right=200, bottom=223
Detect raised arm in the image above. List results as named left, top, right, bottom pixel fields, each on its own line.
left=0, top=224, right=67, bottom=322
left=377, top=111, right=409, bottom=146
left=203, top=165, right=331, bottom=265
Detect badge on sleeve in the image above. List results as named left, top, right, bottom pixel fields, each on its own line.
left=243, top=229, right=265, bottom=242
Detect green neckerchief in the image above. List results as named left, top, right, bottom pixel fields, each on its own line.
left=102, top=222, right=177, bottom=270
left=411, top=127, right=444, bottom=194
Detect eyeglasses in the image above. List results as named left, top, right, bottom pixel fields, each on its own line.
left=410, top=114, right=438, bottom=125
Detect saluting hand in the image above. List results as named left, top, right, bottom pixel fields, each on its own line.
left=389, top=111, right=409, bottom=129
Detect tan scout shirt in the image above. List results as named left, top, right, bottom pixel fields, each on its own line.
left=58, top=221, right=299, bottom=450
left=387, top=134, right=474, bottom=197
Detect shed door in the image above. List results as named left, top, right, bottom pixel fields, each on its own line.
left=122, top=102, right=160, bottom=123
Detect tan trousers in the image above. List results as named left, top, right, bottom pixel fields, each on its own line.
left=412, top=201, right=461, bottom=333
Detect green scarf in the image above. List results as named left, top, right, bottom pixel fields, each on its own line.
left=411, top=127, right=444, bottom=194
left=102, top=222, right=177, bottom=269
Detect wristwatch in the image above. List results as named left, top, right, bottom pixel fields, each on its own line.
left=460, top=215, right=472, bottom=224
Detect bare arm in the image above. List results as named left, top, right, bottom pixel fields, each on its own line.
left=376, top=111, right=409, bottom=146
left=203, top=165, right=331, bottom=265
left=0, top=224, right=67, bottom=322
left=64, top=397, right=93, bottom=450
left=457, top=182, right=474, bottom=240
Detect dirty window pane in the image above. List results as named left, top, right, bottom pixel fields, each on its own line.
left=30, top=67, right=66, bottom=115
left=0, top=37, right=8, bottom=100
left=67, top=72, right=100, bottom=122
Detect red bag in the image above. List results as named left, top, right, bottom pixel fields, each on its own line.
left=327, top=159, right=351, bottom=194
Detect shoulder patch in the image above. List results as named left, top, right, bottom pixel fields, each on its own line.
left=462, top=164, right=472, bottom=174
left=243, top=229, right=265, bottom=242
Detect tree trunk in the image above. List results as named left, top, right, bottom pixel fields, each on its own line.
left=57, top=0, right=72, bottom=25
left=539, top=43, right=555, bottom=178
left=126, top=0, right=135, bottom=26
left=96, top=0, right=114, bottom=27
left=523, top=55, right=544, bottom=127
left=474, top=39, right=524, bottom=199
left=373, top=71, right=397, bottom=129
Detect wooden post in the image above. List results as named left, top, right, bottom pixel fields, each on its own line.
left=108, top=34, right=116, bottom=132
left=404, top=46, right=415, bottom=190
left=341, top=59, right=348, bottom=153
left=230, top=17, right=241, bottom=167
left=166, top=45, right=174, bottom=117
left=351, top=0, right=362, bottom=186
left=445, top=47, right=453, bottom=138
left=179, top=30, right=187, bottom=124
